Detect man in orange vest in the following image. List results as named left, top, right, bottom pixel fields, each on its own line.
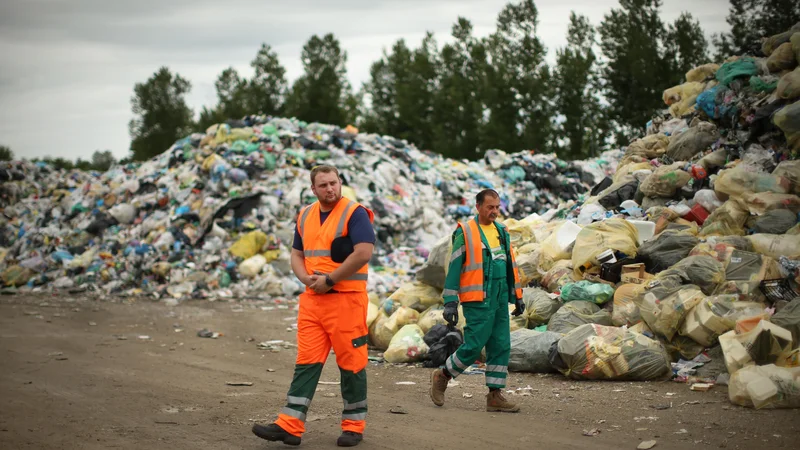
left=429, top=189, right=525, bottom=412
left=252, top=165, right=375, bottom=447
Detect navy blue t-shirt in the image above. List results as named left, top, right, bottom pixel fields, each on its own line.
left=293, top=206, right=375, bottom=251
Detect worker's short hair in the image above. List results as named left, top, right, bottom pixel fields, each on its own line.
left=476, top=189, right=500, bottom=205
left=310, top=165, right=339, bottom=185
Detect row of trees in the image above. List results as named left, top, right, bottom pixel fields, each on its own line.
left=117, top=0, right=800, bottom=164
left=0, top=145, right=117, bottom=172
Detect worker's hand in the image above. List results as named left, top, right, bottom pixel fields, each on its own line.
left=300, top=273, right=316, bottom=287
left=443, top=302, right=459, bottom=327
left=309, top=274, right=332, bottom=294
left=511, top=299, right=525, bottom=317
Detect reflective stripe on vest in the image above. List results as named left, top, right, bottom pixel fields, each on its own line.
left=298, top=198, right=374, bottom=293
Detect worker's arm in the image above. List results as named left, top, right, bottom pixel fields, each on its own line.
left=442, top=229, right=466, bottom=304
left=328, top=242, right=374, bottom=283
left=291, top=248, right=313, bottom=286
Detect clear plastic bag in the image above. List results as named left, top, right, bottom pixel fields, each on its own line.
left=729, top=364, right=800, bottom=409
left=509, top=329, right=561, bottom=373
left=384, top=324, right=429, bottom=363
left=638, top=284, right=705, bottom=341
left=547, top=301, right=613, bottom=334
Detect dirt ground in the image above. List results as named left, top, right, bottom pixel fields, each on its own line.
left=0, top=294, right=798, bottom=450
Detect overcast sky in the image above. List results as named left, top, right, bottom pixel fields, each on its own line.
left=0, top=0, right=730, bottom=161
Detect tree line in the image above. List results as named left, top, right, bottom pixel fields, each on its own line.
left=4, top=0, right=797, bottom=168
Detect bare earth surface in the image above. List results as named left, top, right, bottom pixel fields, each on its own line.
left=1, top=294, right=798, bottom=450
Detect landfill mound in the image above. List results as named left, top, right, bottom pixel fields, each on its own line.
left=374, top=22, right=800, bottom=410
left=0, top=119, right=619, bottom=300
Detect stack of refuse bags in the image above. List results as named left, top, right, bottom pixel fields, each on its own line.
left=0, top=119, right=619, bottom=302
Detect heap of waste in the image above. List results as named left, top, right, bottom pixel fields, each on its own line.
left=0, top=120, right=618, bottom=302
left=368, top=23, right=800, bottom=410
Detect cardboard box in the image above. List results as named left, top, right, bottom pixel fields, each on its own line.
left=621, top=263, right=654, bottom=285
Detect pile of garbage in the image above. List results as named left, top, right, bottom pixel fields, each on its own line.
left=368, top=23, right=800, bottom=410
left=0, top=118, right=618, bottom=301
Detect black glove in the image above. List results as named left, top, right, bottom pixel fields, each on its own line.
left=443, top=302, right=459, bottom=327
left=511, top=299, right=525, bottom=317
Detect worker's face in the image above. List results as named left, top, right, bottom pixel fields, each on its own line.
left=311, top=172, right=342, bottom=206
left=477, top=195, right=501, bottom=225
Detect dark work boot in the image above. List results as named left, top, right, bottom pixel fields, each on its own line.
left=337, top=431, right=363, bottom=447
left=252, top=423, right=301, bottom=446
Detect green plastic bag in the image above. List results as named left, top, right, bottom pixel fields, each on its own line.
left=560, top=281, right=615, bottom=305
left=774, top=100, right=800, bottom=151
left=716, top=58, right=759, bottom=86
left=262, top=124, right=278, bottom=135
left=750, top=76, right=778, bottom=93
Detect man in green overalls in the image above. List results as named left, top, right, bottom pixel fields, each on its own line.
left=429, top=189, right=525, bottom=412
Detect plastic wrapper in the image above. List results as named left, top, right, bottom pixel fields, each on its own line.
left=638, top=282, right=705, bottom=340
left=771, top=298, right=800, bottom=348
left=571, top=219, right=639, bottom=279
left=541, top=260, right=575, bottom=293
left=694, top=189, right=723, bottom=213
left=384, top=324, right=429, bottom=363
left=777, top=67, right=800, bottom=101
left=637, top=230, right=699, bottom=274
left=522, top=287, right=562, bottom=327
left=680, top=295, right=766, bottom=347
left=612, top=283, right=645, bottom=327
left=549, top=324, right=672, bottom=381
left=547, top=301, right=613, bottom=334
left=766, top=42, right=797, bottom=73
left=666, top=121, right=719, bottom=161
left=753, top=209, right=798, bottom=234
left=773, top=100, right=800, bottom=151
left=415, top=235, right=451, bottom=290
left=729, top=364, right=800, bottom=409
left=654, top=255, right=726, bottom=295
left=720, top=320, right=794, bottom=374
left=509, top=329, right=561, bottom=373
left=747, top=234, right=800, bottom=259
left=387, top=281, right=442, bottom=313
left=639, top=163, right=692, bottom=198
left=560, top=281, right=614, bottom=305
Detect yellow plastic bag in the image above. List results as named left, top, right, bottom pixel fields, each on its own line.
left=662, top=82, right=706, bottom=117
left=611, top=283, right=645, bottom=327
left=715, top=167, right=790, bottom=199
left=720, top=320, right=794, bottom=375
left=367, top=302, right=379, bottom=329
left=417, top=305, right=446, bottom=333
left=747, top=234, right=800, bottom=259
left=369, top=311, right=394, bottom=350
left=699, top=198, right=750, bottom=237
left=515, top=244, right=542, bottom=285
left=777, top=67, right=800, bottom=101
left=387, top=281, right=442, bottom=313
left=774, top=100, right=800, bottom=151
left=626, top=134, right=670, bottom=159
left=613, top=162, right=652, bottom=184
left=640, top=164, right=692, bottom=198
left=685, top=63, right=720, bottom=83
left=639, top=285, right=705, bottom=341
left=767, top=42, right=797, bottom=73
left=384, top=324, right=428, bottom=363
left=504, top=215, right=544, bottom=247
left=202, top=154, right=226, bottom=172
left=572, top=219, right=639, bottom=279
left=542, top=259, right=576, bottom=293
left=229, top=231, right=267, bottom=259
left=773, top=160, right=800, bottom=194
left=741, top=192, right=800, bottom=215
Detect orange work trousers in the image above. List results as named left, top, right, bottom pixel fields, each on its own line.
left=275, top=291, right=369, bottom=437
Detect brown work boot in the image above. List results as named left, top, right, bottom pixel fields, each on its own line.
left=486, top=389, right=520, bottom=413
left=429, top=369, right=449, bottom=406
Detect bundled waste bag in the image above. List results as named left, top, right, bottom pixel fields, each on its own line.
left=521, top=287, right=562, bottom=327
left=770, top=299, right=800, bottom=348
left=384, top=324, right=429, bottom=363
left=719, top=320, right=794, bottom=374
left=547, top=301, right=613, bottom=334
left=548, top=324, right=672, bottom=381
left=666, top=121, right=719, bottom=161
left=612, top=283, right=645, bottom=327
left=654, top=255, right=726, bottom=295
left=509, top=329, right=561, bottom=373
left=753, top=209, right=798, bottom=234
left=417, top=305, right=446, bottom=333
left=387, top=281, right=442, bottom=313
left=422, top=325, right=463, bottom=368
left=639, top=284, right=705, bottom=341
left=637, top=230, right=699, bottom=274
left=415, top=235, right=451, bottom=290
left=571, top=219, right=639, bottom=279
left=560, top=281, right=615, bottom=305
left=729, top=364, right=800, bottom=409
left=680, top=295, right=767, bottom=347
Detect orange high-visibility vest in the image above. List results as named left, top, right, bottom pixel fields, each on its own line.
left=457, top=218, right=524, bottom=303
left=297, top=198, right=375, bottom=293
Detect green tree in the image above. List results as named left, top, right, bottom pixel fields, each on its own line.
left=215, top=67, right=249, bottom=120
left=361, top=39, right=413, bottom=139
left=712, top=0, right=800, bottom=59
left=247, top=43, right=288, bottom=116
left=196, top=106, right=226, bottom=131
left=0, top=145, right=13, bottom=161
left=599, top=0, right=672, bottom=142
left=91, top=150, right=116, bottom=171
left=406, top=33, right=440, bottom=150
left=74, top=158, right=93, bottom=171
left=432, top=18, right=487, bottom=160
left=483, top=0, right=554, bottom=155
left=664, top=12, right=709, bottom=84
left=285, top=34, right=354, bottom=126
left=129, top=67, right=194, bottom=161
left=554, top=12, right=606, bottom=160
